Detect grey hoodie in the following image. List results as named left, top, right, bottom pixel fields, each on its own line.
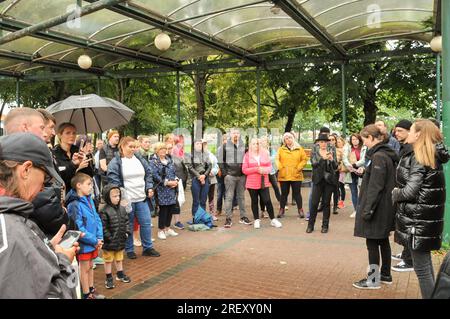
left=0, top=196, right=77, bottom=299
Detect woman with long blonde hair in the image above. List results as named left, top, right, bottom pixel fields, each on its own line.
left=392, top=119, right=449, bottom=298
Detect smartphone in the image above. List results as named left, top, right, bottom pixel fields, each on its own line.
left=59, top=230, right=81, bottom=249
left=79, top=139, right=85, bottom=151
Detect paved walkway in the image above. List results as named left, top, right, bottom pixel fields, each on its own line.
left=94, top=187, right=443, bottom=299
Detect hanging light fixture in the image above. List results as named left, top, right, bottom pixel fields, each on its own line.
left=77, top=54, right=92, bottom=69
left=154, top=32, right=171, bottom=51
left=430, top=35, right=442, bottom=53
left=270, top=4, right=281, bottom=15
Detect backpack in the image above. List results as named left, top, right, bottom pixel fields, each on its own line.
left=431, top=250, right=450, bottom=299
left=193, top=206, right=213, bottom=228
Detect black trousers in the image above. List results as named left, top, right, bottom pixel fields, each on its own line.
left=308, top=180, right=334, bottom=228
left=280, top=181, right=302, bottom=209
left=158, top=204, right=176, bottom=230
left=366, top=238, right=391, bottom=277
left=261, top=174, right=281, bottom=211
left=338, top=182, right=346, bottom=201
left=249, top=188, right=275, bottom=220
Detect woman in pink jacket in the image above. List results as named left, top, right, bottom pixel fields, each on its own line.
left=242, top=138, right=282, bottom=229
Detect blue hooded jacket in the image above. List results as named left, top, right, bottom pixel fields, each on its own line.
left=66, top=189, right=103, bottom=254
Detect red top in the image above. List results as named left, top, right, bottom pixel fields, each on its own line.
left=242, top=150, right=272, bottom=189
left=352, top=147, right=361, bottom=161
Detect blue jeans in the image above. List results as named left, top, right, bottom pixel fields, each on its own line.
left=191, top=177, right=210, bottom=216
left=349, top=174, right=359, bottom=211
left=125, top=200, right=153, bottom=253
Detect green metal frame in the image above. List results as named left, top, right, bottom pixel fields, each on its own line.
left=442, top=0, right=450, bottom=245
left=274, top=0, right=347, bottom=59
left=84, top=0, right=261, bottom=66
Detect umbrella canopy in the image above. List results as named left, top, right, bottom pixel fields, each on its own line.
left=46, top=94, right=134, bottom=134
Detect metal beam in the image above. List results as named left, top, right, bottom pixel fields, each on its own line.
left=0, top=0, right=127, bottom=46
left=85, top=0, right=261, bottom=66
left=274, top=0, right=347, bottom=59
left=0, top=18, right=180, bottom=69
left=0, top=51, right=104, bottom=75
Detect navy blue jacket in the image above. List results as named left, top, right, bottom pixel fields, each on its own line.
left=149, top=156, right=178, bottom=206
left=107, top=152, right=154, bottom=194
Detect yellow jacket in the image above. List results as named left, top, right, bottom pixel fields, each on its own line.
left=276, top=144, right=308, bottom=181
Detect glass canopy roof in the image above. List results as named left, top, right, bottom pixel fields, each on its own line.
left=0, top=0, right=437, bottom=77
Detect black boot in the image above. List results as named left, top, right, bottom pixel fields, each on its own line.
left=277, top=208, right=285, bottom=218
left=306, top=225, right=314, bottom=233
left=332, top=205, right=338, bottom=215
left=298, top=208, right=305, bottom=218
left=321, top=226, right=329, bottom=233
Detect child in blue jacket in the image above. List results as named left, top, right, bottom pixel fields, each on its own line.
left=66, top=173, right=103, bottom=299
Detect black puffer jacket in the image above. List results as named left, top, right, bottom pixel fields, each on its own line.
left=99, top=184, right=130, bottom=251
left=392, top=143, right=450, bottom=251
left=354, top=143, right=399, bottom=239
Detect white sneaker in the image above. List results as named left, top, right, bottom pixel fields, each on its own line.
left=166, top=228, right=179, bottom=237
left=271, top=218, right=282, bottom=228
left=285, top=206, right=289, bottom=211
left=254, top=219, right=261, bottom=229
left=350, top=211, right=356, bottom=218
left=157, top=230, right=167, bottom=240
left=151, top=238, right=155, bottom=242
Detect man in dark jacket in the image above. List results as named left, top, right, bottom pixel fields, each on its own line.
left=99, top=184, right=132, bottom=289
left=217, top=128, right=251, bottom=228
left=391, top=119, right=415, bottom=272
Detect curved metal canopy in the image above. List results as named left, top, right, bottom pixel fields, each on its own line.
left=0, top=0, right=438, bottom=79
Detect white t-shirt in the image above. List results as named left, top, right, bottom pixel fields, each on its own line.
left=122, top=156, right=146, bottom=203
left=254, top=155, right=261, bottom=166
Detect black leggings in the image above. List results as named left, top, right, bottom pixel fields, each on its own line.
left=279, top=181, right=302, bottom=209
left=249, top=188, right=275, bottom=220
left=338, top=182, right=345, bottom=201
left=159, top=204, right=176, bottom=230
left=261, top=174, right=281, bottom=211
left=366, top=238, right=391, bottom=277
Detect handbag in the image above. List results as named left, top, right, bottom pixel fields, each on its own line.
left=177, top=178, right=186, bottom=207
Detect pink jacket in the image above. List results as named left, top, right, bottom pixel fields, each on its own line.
left=242, top=150, right=272, bottom=189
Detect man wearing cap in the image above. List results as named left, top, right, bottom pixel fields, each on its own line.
left=391, top=119, right=415, bottom=273
left=4, top=108, right=68, bottom=237
left=99, top=130, right=120, bottom=185
left=0, top=133, right=77, bottom=298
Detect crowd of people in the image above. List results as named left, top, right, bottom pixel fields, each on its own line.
left=0, top=106, right=448, bottom=299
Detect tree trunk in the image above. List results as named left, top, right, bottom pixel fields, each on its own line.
left=362, top=79, right=378, bottom=126
left=194, top=71, right=207, bottom=141
left=284, top=105, right=297, bottom=132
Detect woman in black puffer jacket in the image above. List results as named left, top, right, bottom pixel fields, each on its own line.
left=392, top=119, right=450, bottom=299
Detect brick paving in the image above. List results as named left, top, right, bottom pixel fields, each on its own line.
left=94, top=186, right=443, bottom=299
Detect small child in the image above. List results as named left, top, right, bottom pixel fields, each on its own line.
left=99, top=185, right=132, bottom=289
left=66, top=173, right=103, bottom=299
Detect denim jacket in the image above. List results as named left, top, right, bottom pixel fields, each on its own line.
left=149, top=156, right=178, bottom=206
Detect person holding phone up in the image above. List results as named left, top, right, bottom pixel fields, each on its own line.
left=306, top=133, right=338, bottom=234
left=53, top=123, right=94, bottom=192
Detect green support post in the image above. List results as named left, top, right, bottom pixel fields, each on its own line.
left=16, top=78, right=20, bottom=107
left=97, top=76, right=101, bottom=95
left=176, top=71, right=181, bottom=131
left=442, top=0, right=450, bottom=246
left=256, top=67, right=261, bottom=130
left=341, top=63, right=347, bottom=137
left=437, top=53, right=441, bottom=122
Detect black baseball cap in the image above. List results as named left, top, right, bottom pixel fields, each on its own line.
left=0, top=133, right=64, bottom=186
